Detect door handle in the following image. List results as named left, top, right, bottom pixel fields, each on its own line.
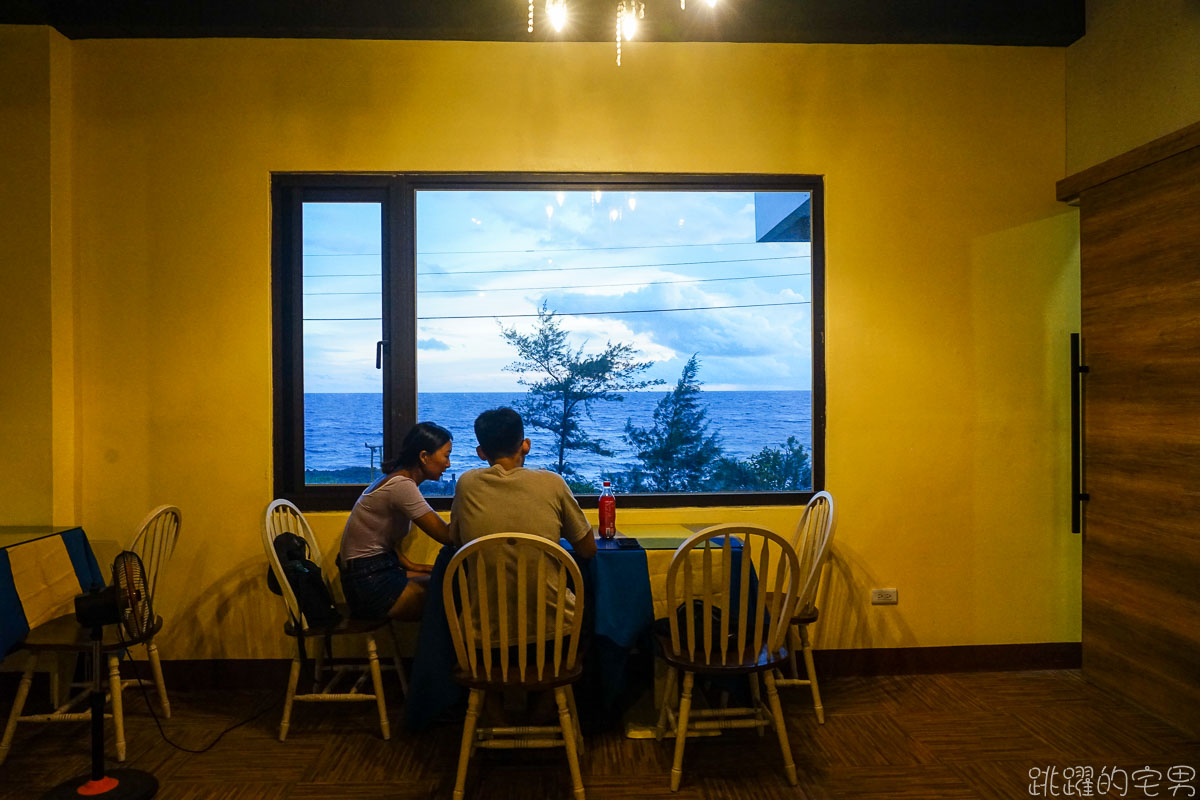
left=1070, top=333, right=1089, bottom=533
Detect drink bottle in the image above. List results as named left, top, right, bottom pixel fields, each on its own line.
left=598, top=481, right=617, bottom=539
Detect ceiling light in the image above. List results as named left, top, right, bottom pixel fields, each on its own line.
left=547, top=0, right=568, bottom=32
left=528, top=0, right=712, bottom=66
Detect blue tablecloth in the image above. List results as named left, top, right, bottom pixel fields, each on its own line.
left=0, top=527, right=104, bottom=658
left=403, top=536, right=751, bottom=733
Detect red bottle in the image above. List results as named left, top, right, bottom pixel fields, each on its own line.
left=598, top=481, right=617, bottom=540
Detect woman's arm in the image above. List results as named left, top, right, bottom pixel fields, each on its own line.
left=411, top=510, right=451, bottom=546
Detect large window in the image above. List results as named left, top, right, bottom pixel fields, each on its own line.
left=273, top=174, right=824, bottom=510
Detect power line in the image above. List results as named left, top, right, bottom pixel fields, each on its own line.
left=303, top=241, right=765, bottom=258
left=419, top=240, right=763, bottom=256
left=424, top=255, right=803, bottom=277
left=302, top=300, right=809, bottom=322
left=302, top=254, right=805, bottom=279
left=303, top=271, right=812, bottom=297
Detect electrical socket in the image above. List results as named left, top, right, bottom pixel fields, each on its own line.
left=870, top=588, right=898, bottom=605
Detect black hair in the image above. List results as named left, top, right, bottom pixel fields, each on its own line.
left=382, top=421, right=452, bottom=473
left=473, top=407, right=525, bottom=459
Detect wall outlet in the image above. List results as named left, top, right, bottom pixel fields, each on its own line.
left=871, top=588, right=899, bottom=605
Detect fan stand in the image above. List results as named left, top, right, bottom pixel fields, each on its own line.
left=41, top=626, right=157, bottom=799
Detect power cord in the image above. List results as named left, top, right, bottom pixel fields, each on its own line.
left=113, top=631, right=283, bottom=755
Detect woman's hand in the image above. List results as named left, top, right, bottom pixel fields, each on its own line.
left=398, top=552, right=435, bottom=575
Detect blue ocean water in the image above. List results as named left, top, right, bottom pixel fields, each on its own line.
left=304, top=391, right=811, bottom=483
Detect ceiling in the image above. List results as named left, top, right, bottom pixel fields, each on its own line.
left=3, top=0, right=1085, bottom=46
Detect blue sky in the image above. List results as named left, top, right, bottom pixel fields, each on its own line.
left=301, top=190, right=812, bottom=394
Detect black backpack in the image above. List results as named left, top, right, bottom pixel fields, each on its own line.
left=266, top=532, right=342, bottom=629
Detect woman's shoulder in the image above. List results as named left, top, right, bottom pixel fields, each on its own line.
left=365, top=471, right=418, bottom=497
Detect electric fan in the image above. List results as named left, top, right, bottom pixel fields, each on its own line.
left=42, top=551, right=159, bottom=800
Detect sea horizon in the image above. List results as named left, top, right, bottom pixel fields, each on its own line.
left=304, top=389, right=813, bottom=482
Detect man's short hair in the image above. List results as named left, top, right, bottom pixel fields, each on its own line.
left=474, top=407, right=525, bottom=458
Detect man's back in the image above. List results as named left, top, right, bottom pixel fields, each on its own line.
left=449, top=465, right=591, bottom=548
left=449, top=464, right=592, bottom=644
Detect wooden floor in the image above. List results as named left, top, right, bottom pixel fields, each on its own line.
left=2, top=670, right=1197, bottom=799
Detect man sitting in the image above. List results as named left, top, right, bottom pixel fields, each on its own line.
left=449, top=407, right=597, bottom=724
left=450, top=406, right=596, bottom=560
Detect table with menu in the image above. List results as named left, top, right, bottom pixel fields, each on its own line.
left=0, top=526, right=104, bottom=659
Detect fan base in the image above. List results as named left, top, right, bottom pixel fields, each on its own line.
left=41, top=769, right=157, bottom=799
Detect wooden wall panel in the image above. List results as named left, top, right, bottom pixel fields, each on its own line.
left=1078, top=139, right=1200, bottom=737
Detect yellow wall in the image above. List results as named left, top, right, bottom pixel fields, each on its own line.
left=1066, top=0, right=1200, bottom=173
left=0, top=27, right=57, bottom=525
left=3, top=32, right=1080, bottom=659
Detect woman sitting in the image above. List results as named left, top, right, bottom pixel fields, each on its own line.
left=338, top=422, right=453, bottom=621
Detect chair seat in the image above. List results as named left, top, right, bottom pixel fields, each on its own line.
left=453, top=655, right=583, bottom=690
left=764, top=592, right=819, bottom=625
left=283, top=604, right=390, bottom=638
left=656, top=632, right=790, bottom=675
left=20, top=613, right=164, bottom=652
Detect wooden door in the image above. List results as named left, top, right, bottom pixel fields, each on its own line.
left=1070, top=133, right=1200, bottom=736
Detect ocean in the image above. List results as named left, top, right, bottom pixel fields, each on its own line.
left=304, top=390, right=811, bottom=484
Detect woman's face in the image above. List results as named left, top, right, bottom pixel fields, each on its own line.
left=421, top=441, right=452, bottom=481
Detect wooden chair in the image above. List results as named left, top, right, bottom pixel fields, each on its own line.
left=772, top=491, right=837, bottom=722
left=443, top=533, right=586, bottom=800
left=263, top=499, right=403, bottom=742
left=1, top=614, right=163, bottom=766
left=653, top=524, right=800, bottom=792
left=122, top=504, right=181, bottom=718
left=0, top=508, right=179, bottom=766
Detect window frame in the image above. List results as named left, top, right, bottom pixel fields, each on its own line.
left=272, top=172, right=825, bottom=511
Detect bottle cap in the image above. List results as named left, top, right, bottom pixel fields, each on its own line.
left=603, top=480, right=611, bottom=486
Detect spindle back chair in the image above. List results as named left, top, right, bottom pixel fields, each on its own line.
left=443, top=532, right=587, bottom=800
left=653, top=524, right=801, bottom=791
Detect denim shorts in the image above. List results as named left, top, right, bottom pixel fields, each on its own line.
left=339, top=551, right=408, bottom=620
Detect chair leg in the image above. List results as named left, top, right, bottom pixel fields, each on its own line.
left=49, top=656, right=61, bottom=710
left=566, top=685, right=584, bottom=753
left=748, top=672, right=765, bottom=736
left=279, top=656, right=301, bottom=742
left=555, top=687, right=585, bottom=800
left=146, top=641, right=170, bottom=718
left=454, top=689, right=483, bottom=800
left=763, top=670, right=798, bottom=785
left=787, top=625, right=802, bottom=680
left=0, top=653, right=37, bottom=766
left=654, top=667, right=678, bottom=742
left=366, top=634, right=390, bottom=741
left=669, top=672, right=694, bottom=792
left=312, top=637, right=325, bottom=694
left=389, top=624, right=408, bottom=697
left=799, top=625, right=824, bottom=724
left=107, top=654, right=126, bottom=762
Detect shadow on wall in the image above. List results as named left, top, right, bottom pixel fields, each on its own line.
left=816, top=543, right=917, bottom=650
left=163, top=557, right=286, bottom=660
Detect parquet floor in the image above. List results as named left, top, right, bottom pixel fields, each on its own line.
left=2, top=670, right=1197, bottom=799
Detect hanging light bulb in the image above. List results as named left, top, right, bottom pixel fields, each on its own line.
left=622, top=3, right=640, bottom=40
left=529, top=0, right=708, bottom=66
left=616, top=2, right=624, bottom=65
left=546, top=0, right=568, bottom=32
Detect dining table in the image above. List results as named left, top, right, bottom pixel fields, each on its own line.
left=403, top=523, right=756, bottom=734
left=0, top=526, right=105, bottom=660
